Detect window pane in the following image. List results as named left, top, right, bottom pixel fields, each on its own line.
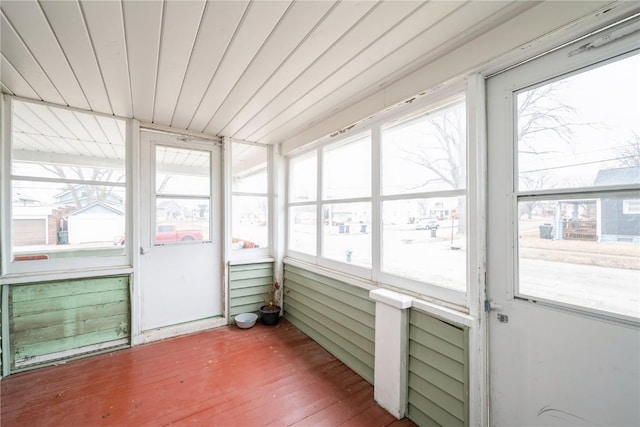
left=382, top=197, right=466, bottom=291
left=155, top=198, right=209, bottom=244
left=232, top=143, right=268, bottom=194
left=518, top=54, right=640, bottom=191
left=12, top=180, right=125, bottom=260
left=382, top=101, right=466, bottom=195
left=232, top=195, right=268, bottom=249
left=323, top=134, right=371, bottom=200
left=156, top=146, right=210, bottom=196
left=289, top=152, right=317, bottom=202
left=289, top=205, right=316, bottom=255
left=12, top=101, right=126, bottom=180
left=10, top=101, right=127, bottom=261
left=518, top=196, right=640, bottom=318
left=322, top=202, right=371, bottom=267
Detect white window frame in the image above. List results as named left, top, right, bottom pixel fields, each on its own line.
left=229, top=140, right=273, bottom=261
left=1, top=96, right=133, bottom=278
left=285, top=82, right=481, bottom=309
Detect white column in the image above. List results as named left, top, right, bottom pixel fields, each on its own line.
left=369, top=288, right=413, bottom=419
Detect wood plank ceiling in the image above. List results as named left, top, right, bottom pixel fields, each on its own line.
left=0, top=0, right=537, bottom=145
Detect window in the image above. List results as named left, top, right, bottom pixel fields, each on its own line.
left=155, top=145, right=210, bottom=244
left=288, top=133, right=373, bottom=268
left=322, top=135, right=371, bottom=200
left=322, top=201, right=371, bottom=267
left=623, top=199, right=640, bottom=215
left=232, top=142, right=269, bottom=251
left=320, top=134, right=372, bottom=268
left=286, top=95, right=471, bottom=305
left=381, top=101, right=467, bottom=292
left=516, top=53, right=640, bottom=319
left=288, top=151, right=317, bottom=255
left=7, top=99, right=127, bottom=268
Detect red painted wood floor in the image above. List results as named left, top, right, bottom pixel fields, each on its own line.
left=1, top=319, right=416, bottom=427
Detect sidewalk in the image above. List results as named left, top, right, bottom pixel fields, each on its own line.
left=519, top=231, right=640, bottom=270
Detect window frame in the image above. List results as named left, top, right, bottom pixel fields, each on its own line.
left=285, top=83, right=477, bottom=309
left=510, top=49, right=640, bottom=321
left=1, top=96, right=133, bottom=277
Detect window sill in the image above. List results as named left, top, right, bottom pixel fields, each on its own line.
left=0, top=266, right=134, bottom=285
left=229, top=256, right=275, bottom=266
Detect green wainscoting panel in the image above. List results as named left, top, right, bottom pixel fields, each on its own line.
left=283, top=263, right=375, bottom=384
left=407, top=309, right=469, bottom=427
left=9, top=276, right=130, bottom=370
left=229, top=262, right=273, bottom=322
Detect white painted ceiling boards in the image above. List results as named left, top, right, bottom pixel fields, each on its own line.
left=1, top=1, right=636, bottom=148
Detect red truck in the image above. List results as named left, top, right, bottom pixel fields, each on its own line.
left=114, top=224, right=204, bottom=245
left=155, top=224, right=203, bottom=243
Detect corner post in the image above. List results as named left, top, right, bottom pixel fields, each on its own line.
left=369, top=288, right=413, bottom=419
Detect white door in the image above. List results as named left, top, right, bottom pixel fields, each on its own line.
left=139, top=130, right=223, bottom=330
left=487, top=25, right=640, bottom=426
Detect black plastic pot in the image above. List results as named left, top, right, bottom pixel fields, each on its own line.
left=260, top=305, right=281, bottom=325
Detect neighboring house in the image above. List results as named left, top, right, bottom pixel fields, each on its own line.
left=156, top=200, right=187, bottom=221
left=13, top=191, right=41, bottom=207
left=594, top=166, right=640, bottom=243
left=54, top=186, right=123, bottom=208
left=67, top=202, right=125, bottom=244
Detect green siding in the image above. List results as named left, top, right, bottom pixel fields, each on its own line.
left=229, top=262, right=273, bottom=322
left=1, top=285, right=3, bottom=376
left=9, top=276, right=130, bottom=370
left=407, top=309, right=469, bottom=427
left=283, top=263, right=375, bottom=384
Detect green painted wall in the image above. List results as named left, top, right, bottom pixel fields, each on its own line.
left=229, top=262, right=273, bottom=323
left=9, top=276, right=130, bottom=370
left=407, top=309, right=469, bottom=427
left=283, top=263, right=375, bottom=384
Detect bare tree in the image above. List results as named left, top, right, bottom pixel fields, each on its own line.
left=39, top=165, right=125, bottom=209
left=402, top=105, right=466, bottom=190
left=517, top=83, right=580, bottom=155
left=394, top=84, right=583, bottom=234
left=396, top=103, right=466, bottom=233
left=616, top=132, right=640, bottom=168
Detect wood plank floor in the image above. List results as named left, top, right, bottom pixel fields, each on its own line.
left=1, top=319, right=416, bottom=427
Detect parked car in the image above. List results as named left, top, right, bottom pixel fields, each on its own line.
left=415, top=218, right=439, bottom=230
left=155, top=224, right=203, bottom=243
left=114, top=224, right=203, bottom=245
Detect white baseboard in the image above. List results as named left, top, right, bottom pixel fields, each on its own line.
left=134, top=317, right=228, bottom=345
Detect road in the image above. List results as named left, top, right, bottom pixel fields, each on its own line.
left=518, top=258, right=640, bottom=318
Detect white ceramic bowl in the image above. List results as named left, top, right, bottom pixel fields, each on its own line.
left=235, top=312, right=258, bottom=329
